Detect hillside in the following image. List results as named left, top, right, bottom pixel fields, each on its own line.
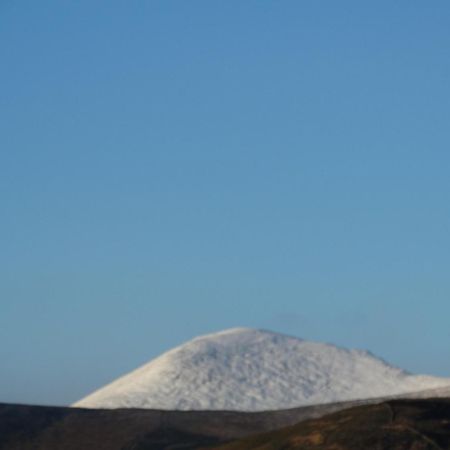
left=208, top=399, right=450, bottom=450
left=0, top=399, right=374, bottom=450
left=3, top=399, right=450, bottom=449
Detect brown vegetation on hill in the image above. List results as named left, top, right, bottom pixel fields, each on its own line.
left=208, top=399, right=450, bottom=450
left=2, top=399, right=450, bottom=449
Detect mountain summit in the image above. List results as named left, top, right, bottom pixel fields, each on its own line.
left=74, top=328, right=450, bottom=411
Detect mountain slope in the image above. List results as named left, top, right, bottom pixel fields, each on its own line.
left=5, top=399, right=450, bottom=450
left=74, top=328, right=450, bottom=411
left=208, top=399, right=450, bottom=450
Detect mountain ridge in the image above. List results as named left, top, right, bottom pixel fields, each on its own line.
left=74, top=328, right=450, bottom=411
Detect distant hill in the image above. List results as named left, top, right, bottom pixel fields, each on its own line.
left=74, top=328, right=450, bottom=410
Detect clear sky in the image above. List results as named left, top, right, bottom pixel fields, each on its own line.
left=1, top=1, right=450, bottom=406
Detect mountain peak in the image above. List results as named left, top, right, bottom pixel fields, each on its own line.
left=74, top=328, right=450, bottom=411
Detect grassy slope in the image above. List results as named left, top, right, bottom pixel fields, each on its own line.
left=2, top=399, right=450, bottom=449
left=208, top=399, right=450, bottom=450
left=0, top=400, right=369, bottom=450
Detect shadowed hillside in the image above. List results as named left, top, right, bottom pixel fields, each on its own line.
left=2, top=399, right=450, bottom=449
left=0, top=400, right=370, bottom=450
left=208, top=399, right=450, bottom=450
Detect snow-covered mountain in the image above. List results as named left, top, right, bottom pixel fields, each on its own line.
left=73, top=328, right=450, bottom=411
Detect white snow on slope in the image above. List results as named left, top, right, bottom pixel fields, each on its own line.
left=73, top=328, right=450, bottom=411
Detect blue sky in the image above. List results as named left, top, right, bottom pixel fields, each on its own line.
left=1, top=1, right=450, bottom=406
